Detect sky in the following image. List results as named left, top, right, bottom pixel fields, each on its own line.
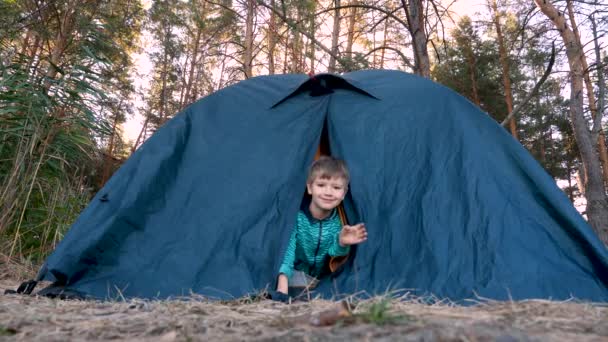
left=122, top=0, right=487, bottom=142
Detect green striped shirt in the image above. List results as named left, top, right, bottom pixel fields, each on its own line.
left=279, top=208, right=350, bottom=279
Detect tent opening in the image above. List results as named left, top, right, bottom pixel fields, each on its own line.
left=295, top=118, right=350, bottom=277
left=314, top=119, right=331, bottom=160
left=309, top=119, right=348, bottom=225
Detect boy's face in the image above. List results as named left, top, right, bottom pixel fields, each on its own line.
left=307, top=175, right=348, bottom=212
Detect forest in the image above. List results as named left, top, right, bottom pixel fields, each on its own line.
left=0, top=0, right=607, bottom=265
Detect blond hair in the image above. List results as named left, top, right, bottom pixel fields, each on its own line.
left=307, top=156, right=350, bottom=185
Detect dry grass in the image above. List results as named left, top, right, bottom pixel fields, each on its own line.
left=1, top=264, right=607, bottom=341
left=0, top=252, right=38, bottom=281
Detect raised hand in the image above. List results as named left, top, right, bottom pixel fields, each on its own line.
left=339, top=223, right=368, bottom=246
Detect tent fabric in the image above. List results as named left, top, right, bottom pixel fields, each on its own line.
left=37, top=70, right=608, bottom=301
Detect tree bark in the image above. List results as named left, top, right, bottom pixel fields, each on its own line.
left=217, top=44, right=229, bottom=90
left=567, top=160, right=574, bottom=202
left=293, top=6, right=303, bottom=72
left=537, top=82, right=547, bottom=164
left=244, top=0, right=255, bottom=78
left=490, top=0, right=518, bottom=139
left=26, top=34, right=42, bottom=77
left=566, top=0, right=608, bottom=188
left=131, top=113, right=149, bottom=154
left=402, top=0, right=430, bottom=78
left=345, top=0, right=358, bottom=60
left=463, top=36, right=481, bottom=105
left=283, top=33, right=289, bottom=73
left=258, top=0, right=349, bottom=71
left=576, top=168, right=586, bottom=196
left=183, top=26, right=202, bottom=109
left=329, top=0, right=341, bottom=73
left=308, top=4, right=316, bottom=72
left=19, top=30, right=32, bottom=57
left=43, top=5, right=78, bottom=90
left=267, top=0, right=277, bottom=74
left=535, top=0, right=608, bottom=245
left=380, top=16, right=389, bottom=68
left=194, top=53, right=206, bottom=99
left=159, top=41, right=169, bottom=123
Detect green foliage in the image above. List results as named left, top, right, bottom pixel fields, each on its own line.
left=0, top=1, right=22, bottom=48
left=139, top=0, right=240, bottom=138
left=0, top=53, right=102, bottom=261
left=337, top=52, right=371, bottom=73
left=0, top=326, right=17, bottom=336
left=0, top=0, right=143, bottom=263
left=432, top=17, right=506, bottom=121
left=432, top=14, right=579, bottom=191
left=354, top=298, right=411, bottom=326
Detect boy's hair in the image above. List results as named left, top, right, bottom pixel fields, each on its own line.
left=307, top=156, right=350, bottom=185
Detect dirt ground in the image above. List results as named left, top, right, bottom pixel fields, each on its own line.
left=1, top=276, right=608, bottom=342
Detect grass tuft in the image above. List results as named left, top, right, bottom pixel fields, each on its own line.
left=0, top=326, right=17, bottom=336
left=354, top=298, right=413, bottom=326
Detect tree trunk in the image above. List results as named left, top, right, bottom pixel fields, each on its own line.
left=27, top=35, right=42, bottom=77
left=576, top=168, right=586, bottom=197
left=244, top=0, right=255, bottom=78
left=345, top=0, right=358, bottom=60
left=535, top=0, right=608, bottom=245
left=566, top=0, right=608, bottom=188
left=183, top=26, right=202, bottom=108
left=490, top=0, right=518, bottom=139
left=402, top=0, right=430, bottom=78
left=44, top=6, right=77, bottom=90
left=192, top=52, right=205, bottom=99
left=537, top=85, right=546, bottom=164
left=19, top=30, right=32, bottom=57
left=132, top=113, right=149, bottom=154
left=217, top=46, right=228, bottom=90
left=293, top=7, right=302, bottom=72
left=538, top=111, right=546, bottom=164
left=268, top=0, right=277, bottom=74
left=159, top=39, right=169, bottom=123
left=298, top=7, right=305, bottom=71
left=178, top=54, right=188, bottom=109
left=567, top=159, right=574, bottom=202
left=380, top=17, right=389, bottom=68
left=283, top=34, right=289, bottom=73
left=308, top=5, right=316, bottom=72
left=464, top=38, right=481, bottom=106
left=329, top=0, right=341, bottom=73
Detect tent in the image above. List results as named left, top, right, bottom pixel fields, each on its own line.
left=29, top=70, right=608, bottom=301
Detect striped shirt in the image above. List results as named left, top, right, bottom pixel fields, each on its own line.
left=279, top=208, right=350, bottom=279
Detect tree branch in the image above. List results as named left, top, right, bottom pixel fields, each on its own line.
left=366, top=7, right=401, bottom=34
left=204, top=0, right=244, bottom=19
left=308, top=3, right=411, bottom=31
left=429, top=0, right=449, bottom=58
left=501, top=42, right=556, bottom=127
left=562, top=0, right=608, bottom=6
left=362, top=45, right=415, bottom=69
left=256, top=0, right=350, bottom=70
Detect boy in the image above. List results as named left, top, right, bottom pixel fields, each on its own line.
left=276, top=156, right=367, bottom=295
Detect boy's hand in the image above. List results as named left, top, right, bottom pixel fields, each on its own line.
left=277, top=274, right=289, bottom=294
left=339, top=223, right=367, bottom=247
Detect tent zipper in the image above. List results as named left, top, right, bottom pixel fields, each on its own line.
left=311, top=221, right=323, bottom=274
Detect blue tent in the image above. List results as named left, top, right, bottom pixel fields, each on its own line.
left=33, top=70, right=608, bottom=301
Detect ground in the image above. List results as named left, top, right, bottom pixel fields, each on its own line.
left=1, top=274, right=608, bottom=341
